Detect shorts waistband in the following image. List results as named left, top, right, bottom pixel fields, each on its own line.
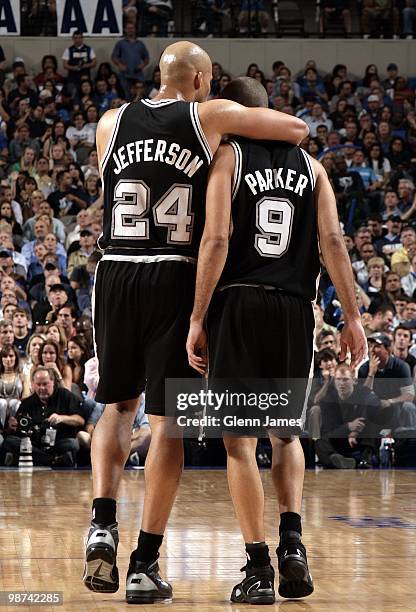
left=218, top=282, right=276, bottom=291
left=102, top=254, right=197, bottom=264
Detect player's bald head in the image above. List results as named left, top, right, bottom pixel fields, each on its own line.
left=222, top=77, right=268, bottom=108
left=160, top=41, right=212, bottom=84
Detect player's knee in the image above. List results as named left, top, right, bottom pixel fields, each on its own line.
left=223, top=435, right=257, bottom=458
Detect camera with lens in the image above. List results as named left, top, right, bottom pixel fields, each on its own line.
left=17, top=414, right=34, bottom=437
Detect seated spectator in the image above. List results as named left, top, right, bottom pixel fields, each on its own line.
left=0, top=344, right=30, bottom=431
left=29, top=259, right=71, bottom=302
left=367, top=143, right=391, bottom=188
left=83, top=175, right=101, bottom=207
left=81, top=150, right=99, bottom=180
left=320, top=0, right=352, bottom=35
left=352, top=242, right=377, bottom=286
left=45, top=322, right=68, bottom=357
left=330, top=80, right=361, bottom=114
left=141, top=0, right=173, bottom=36
left=361, top=0, right=399, bottom=38
left=381, top=190, right=401, bottom=221
left=0, top=200, right=23, bottom=247
left=67, top=335, right=90, bottom=395
left=70, top=251, right=101, bottom=314
left=12, top=308, right=31, bottom=357
left=305, top=102, right=333, bottom=137
left=44, top=232, right=67, bottom=274
left=349, top=149, right=382, bottom=211
left=66, top=209, right=92, bottom=249
left=56, top=304, right=77, bottom=341
left=367, top=213, right=384, bottom=242
left=238, top=0, right=270, bottom=34
left=47, top=170, right=87, bottom=219
left=0, top=248, right=27, bottom=281
left=388, top=136, right=412, bottom=170
left=9, top=145, right=37, bottom=177
left=67, top=230, right=95, bottom=278
left=364, top=305, right=395, bottom=334
left=32, top=282, right=69, bottom=328
left=316, top=364, right=381, bottom=469
left=391, top=226, right=416, bottom=277
left=23, top=199, right=65, bottom=244
left=0, top=320, right=14, bottom=349
left=363, top=256, right=385, bottom=296
left=401, top=254, right=416, bottom=297
left=8, top=124, right=39, bottom=163
left=66, top=112, right=95, bottom=164
left=332, top=156, right=367, bottom=229
left=392, top=325, right=416, bottom=376
left=374, top=215, right=402, bottom=258
left=38, top=339, right=72, bottom=390
left=2, top=366, right=84, bottom=467
left=316, top=329, right=337, bottom=352
left=359, top=333, right=416, bottom=431
left=21, top=333, right=45, bottom=379
left=397, top=178, right=415, bottom=216
left=35, top=55, right=64, bottom=89
left=307, top=348, right=338, bottom=440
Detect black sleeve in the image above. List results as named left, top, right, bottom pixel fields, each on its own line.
left=358, top=362, right=369, bottom=379
left=58, top=388, right=83, bottom=416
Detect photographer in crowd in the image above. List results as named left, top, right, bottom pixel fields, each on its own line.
left=2, top=365, right=84, bottom=466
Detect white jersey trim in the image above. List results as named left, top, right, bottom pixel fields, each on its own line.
left=102, top=253, right=196, bottom=264
left=141, top=98, right=179, bottom=108
left=100, top=103, right=129, bottom=174
left=228, top=140, right=243, bottom=202
left=190, top=102, right=213, bottom=165
left=300, top=148, right=316, bottom=190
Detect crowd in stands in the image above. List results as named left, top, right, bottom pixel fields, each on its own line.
left=1, top=14, right=416, bottom=467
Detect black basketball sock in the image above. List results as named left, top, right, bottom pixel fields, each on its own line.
left=133, top=530, right=164, bottom=564
left=279, top=512, right=302, bottom=536
left=92, top=498, right=117, bottom=526
left=245, top=542, right=271, bottom=569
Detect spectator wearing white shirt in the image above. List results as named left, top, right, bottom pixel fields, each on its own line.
left=305, top=102, right=333, bottom=138
left=401, top=254, right=416, bottom=298
left=66, top=112, right=95, bottom=165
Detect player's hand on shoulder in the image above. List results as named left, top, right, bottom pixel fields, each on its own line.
left=186, top=321, right=208, bottom=375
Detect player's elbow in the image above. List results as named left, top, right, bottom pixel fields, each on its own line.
left=293, top=118, right=309, bottom=144
left=200, top=234, right=229, bottom=253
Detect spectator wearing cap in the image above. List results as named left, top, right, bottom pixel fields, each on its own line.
left=315, top=364, right=381, bottom=469
left=392, top=325, right=416, bottom=376
left=67, top=230, right=96, bottom=278
left=391, top=226, right=416, bottom=277
left=374, top=215, right=402, bottom=257
left=29, top=260, right=72, bottom=304
left=401, top=254, right=416, bottom=297
left=62, top=31, right=97, bottom=97
left=0, top=249, right=27, bottom=281
left=359, top=333, right=416, bottom=431
left=304, top=102, right=333, bottom=138
left=32, top=282, right=69, bottom=328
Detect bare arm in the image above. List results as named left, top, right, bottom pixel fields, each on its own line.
left=199, top=99, right=309, bottom=156
left=186, top=144, right=234, bottom=373
left=96, top=108, right=119, bottom=169
left=311, top=156, right=367, bottom=367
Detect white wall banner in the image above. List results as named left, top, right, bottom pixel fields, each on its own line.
left=57, top=0, right=122, bottom=37
left=0, top=0, right=20, bottom=35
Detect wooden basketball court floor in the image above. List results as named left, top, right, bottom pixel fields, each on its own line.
left=1, top=468, right=415, bottom=611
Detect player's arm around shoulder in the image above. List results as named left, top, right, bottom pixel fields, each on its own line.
left=310, top=156, right=367, bottom=368
left=199, top=99, right=309, bottom=153
left=95, top=108, right=121, bottom=166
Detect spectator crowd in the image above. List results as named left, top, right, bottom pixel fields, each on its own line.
left=1, top=16, right=416, bottom=468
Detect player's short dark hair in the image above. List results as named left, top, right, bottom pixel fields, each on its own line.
left=221, top=77, right=268, bottom=109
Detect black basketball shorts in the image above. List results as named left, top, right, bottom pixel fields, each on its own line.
left=93, top=257, right=199, bottom=414
left=207, top=286, right=315, bottom=431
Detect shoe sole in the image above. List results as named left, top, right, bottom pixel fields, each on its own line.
left=126, top=591, right=172, bottom=604
left=230, top=593, right=275, bottom=605
left=83, top=545, right=119, bottom=593
left=279, top=558, right=314, bottom=599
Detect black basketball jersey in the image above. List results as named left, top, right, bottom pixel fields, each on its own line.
left=98, top=98, right=212, bottom=258
left=219, top=139, right=320, bottom=301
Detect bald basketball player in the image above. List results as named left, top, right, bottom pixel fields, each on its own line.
left=83, top=41, right=308, bottom=604
left=187, top=77, right=367, bottom=604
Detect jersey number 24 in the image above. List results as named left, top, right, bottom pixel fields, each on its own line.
left=111, top=179, right=194, bottom=244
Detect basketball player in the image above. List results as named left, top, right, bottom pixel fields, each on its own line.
left=83, top=43, right=308, bottom=603
left=186, top=77, right=367, bottom=604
